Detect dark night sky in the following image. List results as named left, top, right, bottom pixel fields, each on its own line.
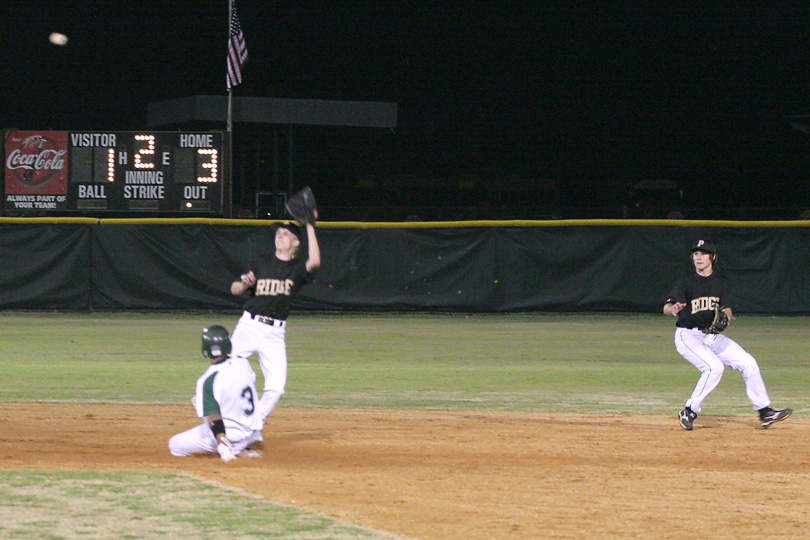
left=4, top=1, right=810, bottom=214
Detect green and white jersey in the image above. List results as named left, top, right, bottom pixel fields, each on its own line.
left=194, top=356, right=263, bottom=436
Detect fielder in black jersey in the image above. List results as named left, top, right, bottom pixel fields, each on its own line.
left=663, top=239, right=791, bottom=430
left=668, top=271, right=731, bottom=332
left=229, top=220, right=321, bottom=422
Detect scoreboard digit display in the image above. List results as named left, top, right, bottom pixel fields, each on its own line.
left=4, top=130, right=228, bottom=214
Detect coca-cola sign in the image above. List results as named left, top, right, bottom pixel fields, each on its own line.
left=4, top=131, right=69, bottom=195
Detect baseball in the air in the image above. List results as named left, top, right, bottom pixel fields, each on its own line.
left=49, top=33, right=69, bottom=46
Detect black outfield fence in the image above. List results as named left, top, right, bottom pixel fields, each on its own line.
left=1, top=218, right=809, bottom=313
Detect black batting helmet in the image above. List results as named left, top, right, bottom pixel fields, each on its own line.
left=201, top=325, right=232, bottom=359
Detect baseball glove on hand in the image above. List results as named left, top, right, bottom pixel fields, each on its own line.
left=285, top=186, right=318, bottom=226
left=706, top=305, right=730, bottom=334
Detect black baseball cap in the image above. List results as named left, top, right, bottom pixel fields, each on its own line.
left=272, top=221, right=301, bottom=240
left=690, top=239, right=717, bottom=254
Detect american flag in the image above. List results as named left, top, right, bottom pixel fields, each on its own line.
left=227, top=1, right=248, bottom=89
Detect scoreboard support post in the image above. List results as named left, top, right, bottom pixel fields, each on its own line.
left=223, top=130, right=232, bottom=218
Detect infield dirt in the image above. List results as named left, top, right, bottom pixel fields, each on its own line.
left=3, top=403, right=809, bottom=540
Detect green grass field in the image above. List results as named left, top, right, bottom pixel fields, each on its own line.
left=1, top=311, right=807, bottom=414
left=0, top=470, right=404, bottom=540
left=1, top=310, right=807, bottom=539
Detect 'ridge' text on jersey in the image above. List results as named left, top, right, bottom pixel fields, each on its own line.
left=256, top=279, right=294, bottom=296
left=691, top=296, right=719, bottom=313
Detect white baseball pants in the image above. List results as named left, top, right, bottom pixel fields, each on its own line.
left=230, top=311, right=288, bottom=421
left=168, top=422, right=263, bottom=457
left=674, top=327, right=771, bottom=413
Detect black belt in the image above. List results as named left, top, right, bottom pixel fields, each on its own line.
left=248, top=312, right=286, bottom=327
left=684, top=326, right=714, bottom=334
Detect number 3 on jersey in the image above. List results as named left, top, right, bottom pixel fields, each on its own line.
left=241, top=386, right=255, bottom=416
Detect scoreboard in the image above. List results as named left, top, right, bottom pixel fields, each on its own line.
left=4, top=130, right=229, bottom=214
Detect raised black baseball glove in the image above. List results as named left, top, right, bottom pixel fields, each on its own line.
left=285, top=186, right=318, bottom=226
left=706, top=304, right=729, bottom=334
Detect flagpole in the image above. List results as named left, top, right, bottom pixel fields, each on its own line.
left=226, top=0, right=234, bottom=133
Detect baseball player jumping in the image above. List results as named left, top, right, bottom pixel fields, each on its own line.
left=663, top=239, right=792, bottom=430
left=229, top=219, right=321, bottom=422
left=169, top=325, right=264, bottom=461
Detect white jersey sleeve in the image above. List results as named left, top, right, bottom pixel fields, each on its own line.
left=194, top=357, right=263, bottom=436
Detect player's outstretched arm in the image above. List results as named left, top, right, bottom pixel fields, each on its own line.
left=305, top=221, right=321, bottom=273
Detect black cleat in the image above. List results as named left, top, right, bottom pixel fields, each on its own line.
left=760, top=407, right=792, bottom=428
left=679, top=408, right=697, bottom=430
